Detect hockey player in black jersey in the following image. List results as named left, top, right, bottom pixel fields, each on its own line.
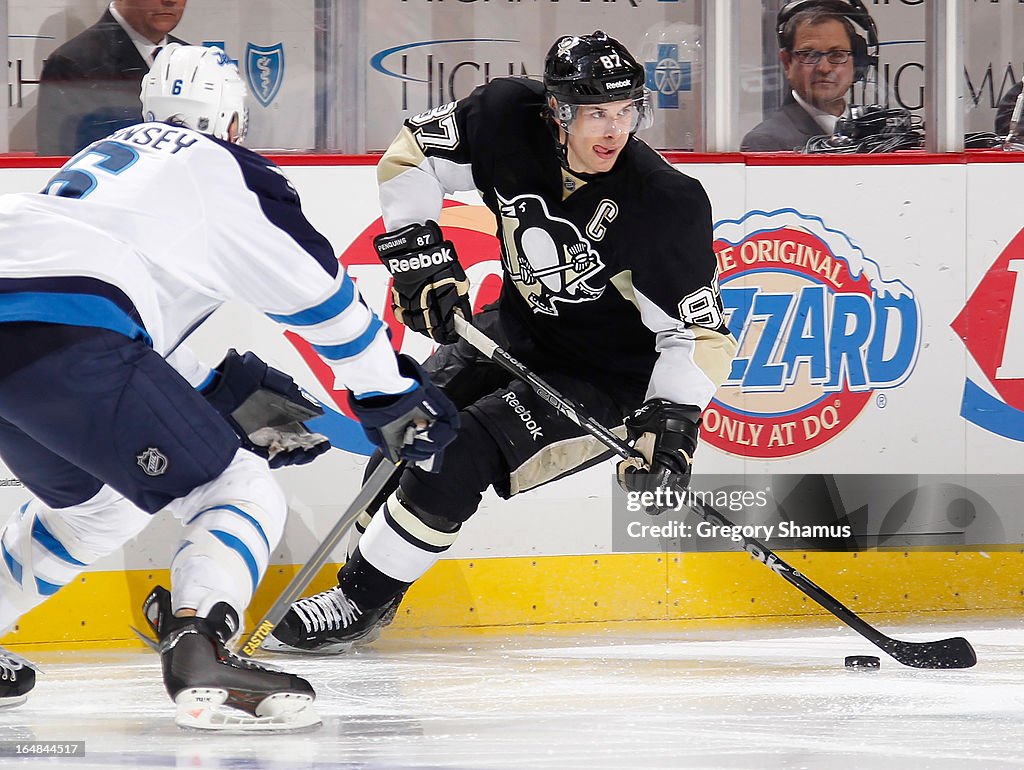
left=269, top=31, right=738, bottom=653
left=0, top=45, right=459, bottom=728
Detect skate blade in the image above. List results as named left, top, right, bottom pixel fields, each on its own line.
left=0, top=694, right=28, bottom=710
left=174, top=688, right=321, bottom=733
left=130, top=625, right=160, bottom=653
left=352, top=626, right=382, bottom=648
left=0, top=648, right=44, bottom=675
left=259, top=635, right=355, bottom=656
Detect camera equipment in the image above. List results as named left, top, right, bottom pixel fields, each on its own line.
left=803, top=105, right=924, bottom=154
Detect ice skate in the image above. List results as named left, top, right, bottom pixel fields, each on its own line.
left=353, top=589, right=407, bottom=649
left=0, top=647, right=35, bottom=709
left=264, top=584, right=395, bottom=654
left=142, top=586, right=319, bottom=732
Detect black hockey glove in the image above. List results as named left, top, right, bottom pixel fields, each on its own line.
left=202, top=349, right=331, bottom=469
left=349, top=354, right=460, bottom=467
left=616, top=399, right=701, bottom=514
left=374, top=220, right=472, bottom=345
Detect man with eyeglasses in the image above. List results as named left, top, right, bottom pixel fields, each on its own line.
left=742, top=1, right=863, bottom=152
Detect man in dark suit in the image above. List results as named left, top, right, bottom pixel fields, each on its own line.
left=36, top=1, right=188, bottom=156
left=742, top=2, right=861, bottom=152
left=741, top=101, right=825, bottom=153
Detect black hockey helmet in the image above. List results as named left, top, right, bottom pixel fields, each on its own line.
left=544, top=31, right=652, bottom=134
left=544, top=31, right=646, bottom=104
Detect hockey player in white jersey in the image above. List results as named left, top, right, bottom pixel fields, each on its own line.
left=0, top=44, right=458, bottom=730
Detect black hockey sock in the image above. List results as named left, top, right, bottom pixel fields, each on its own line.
left=337, top=547, right=410, bottom=611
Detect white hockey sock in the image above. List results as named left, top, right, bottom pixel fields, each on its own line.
left=0, top=486, right=150, bottom=632
left=165, top=449, right=286, bottom=619
left=357, top=492, right=460, bottom=584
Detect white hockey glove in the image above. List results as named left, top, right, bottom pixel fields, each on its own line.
left=201, top=349, right=331, bottom=469
left=374, top=220, right=472, bottom=345
left=616, top=399, right=701, bottom=514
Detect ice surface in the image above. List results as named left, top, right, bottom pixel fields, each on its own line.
left=1, top=617, right=1022, bottom=769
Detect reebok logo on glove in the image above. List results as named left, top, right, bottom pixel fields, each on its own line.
left=374, top=220, right=472, bottom=345
left=386, top=247, right=455, bottom=274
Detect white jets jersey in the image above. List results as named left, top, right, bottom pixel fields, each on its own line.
left=0, top=122, right=412, bottom=398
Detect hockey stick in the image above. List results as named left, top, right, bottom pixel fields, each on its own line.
left=237, top=457, right=401, bottom=656
left=453, top=315, right=977, bottom=669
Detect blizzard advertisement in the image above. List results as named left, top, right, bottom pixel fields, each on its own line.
left=705, top=209, right=921, bottom=459
left=611, top=473, right=1023, bottom=553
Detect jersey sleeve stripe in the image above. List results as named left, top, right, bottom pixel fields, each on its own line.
left=265, top=274, right=356, bottom=327
left=310, top=315, right=385, bottom=361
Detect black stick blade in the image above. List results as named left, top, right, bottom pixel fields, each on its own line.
left=881, top=636, right=977, bottom=669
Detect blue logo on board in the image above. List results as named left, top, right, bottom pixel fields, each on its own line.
left=644, top=43, right=692, bottom=109
left=246, top=43, right=285, bottom=108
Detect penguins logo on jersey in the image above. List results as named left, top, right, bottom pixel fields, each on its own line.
left=498, top=193, right=604, bottom=316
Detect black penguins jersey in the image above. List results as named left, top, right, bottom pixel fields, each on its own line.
left=377, top=77, right=736, bottom=410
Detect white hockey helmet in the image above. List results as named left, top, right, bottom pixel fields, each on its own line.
left=141, top=43, right=249, bottom=142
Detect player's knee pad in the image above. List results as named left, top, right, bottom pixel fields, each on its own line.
left=0, top=486, right=149, bottom=630
left=167, top=449, right=286, bottom=617
left=398, top=410, right=505, bottom=525
left=356, top=491, right=461, bottom=583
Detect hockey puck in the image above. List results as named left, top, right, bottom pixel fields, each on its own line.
left=844, top=655, right=881, bottom=670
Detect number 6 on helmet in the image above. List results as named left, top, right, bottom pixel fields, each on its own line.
left=141, top=43, right=249, bottom=143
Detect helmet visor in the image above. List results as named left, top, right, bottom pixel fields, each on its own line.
left=554, top=93, right=654, bottom=136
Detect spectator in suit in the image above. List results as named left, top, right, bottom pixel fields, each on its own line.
left=37, top=1, right=188, bottom=156
left=742, top=1, right=876, bottom=152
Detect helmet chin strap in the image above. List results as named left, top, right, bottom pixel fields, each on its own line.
left=546, top=113, right=630, bottom=180
left=545, top=99, right=616, bottom=176
left=557, top=132, right=573, bottom=172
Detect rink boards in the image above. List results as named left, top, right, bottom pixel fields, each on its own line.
left=1, top=152, right=1023, bottom=648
